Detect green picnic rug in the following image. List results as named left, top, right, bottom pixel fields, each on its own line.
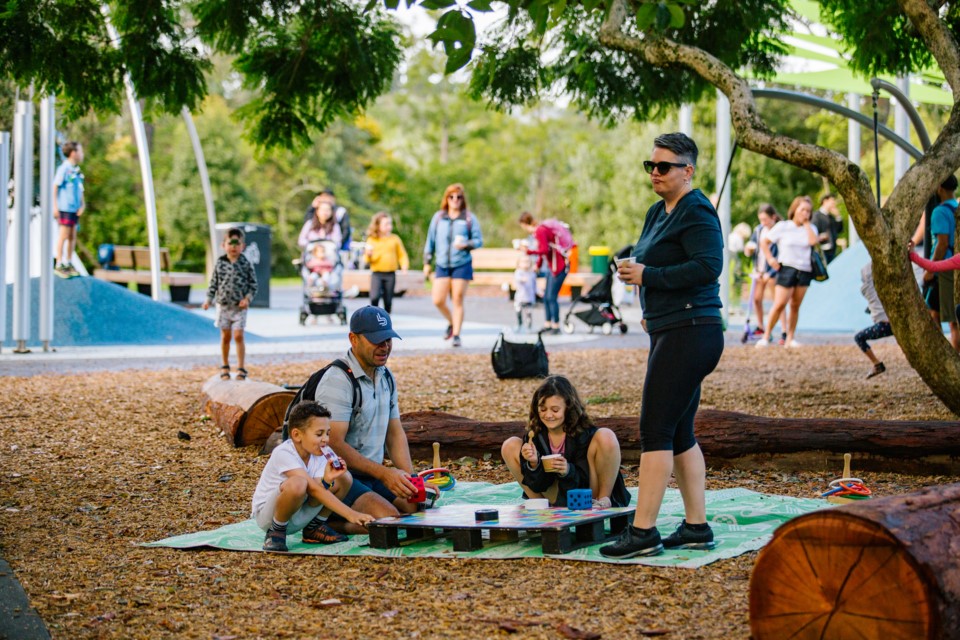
left=144, top=482, right=827, bottom=568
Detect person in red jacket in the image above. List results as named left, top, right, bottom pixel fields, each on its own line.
left=518, top=211, right=571, bottom=334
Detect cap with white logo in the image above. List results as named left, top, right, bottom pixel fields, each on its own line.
left=349, top=306, right=402, bottom=343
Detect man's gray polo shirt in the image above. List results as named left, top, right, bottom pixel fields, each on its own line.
left=313, top=349, right=399, bottom=465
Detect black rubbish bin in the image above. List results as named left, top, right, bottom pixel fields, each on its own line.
left=214, top=222, right=271, bottom=308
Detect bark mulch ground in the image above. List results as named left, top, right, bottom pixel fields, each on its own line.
left=0, top=343, right=955, bottom=639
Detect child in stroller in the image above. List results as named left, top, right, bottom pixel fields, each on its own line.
left=298, top=239, right=347, bottom=325
left=561, top=246, right=630, bottom=335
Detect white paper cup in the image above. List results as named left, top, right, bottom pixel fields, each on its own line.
left=455, top=235, right=467, bottom=248
left=541, top=454, right=563, bottom=472
left=615, top=256, right=637, bottom=267
left=512, top=239, right=522, bottom=250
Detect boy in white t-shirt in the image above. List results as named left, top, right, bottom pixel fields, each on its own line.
left=252, top=401, right=375, bottom=552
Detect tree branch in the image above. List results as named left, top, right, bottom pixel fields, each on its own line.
left=598, top=0, right=883, bottom=241
left=898, top=0, right=960, bottom=97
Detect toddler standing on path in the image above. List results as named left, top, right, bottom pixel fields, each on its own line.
left=204, top=228, right=258, bottom=380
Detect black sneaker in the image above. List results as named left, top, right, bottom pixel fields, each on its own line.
left=263, top=528, right=288, bottom=552
left=599, top=526, right=664, bottom=558
left=662, top=520, right=717, bottom=550
left=451, top=335, right=462, bottom=347
left=444, top=325, right=453, bottom=340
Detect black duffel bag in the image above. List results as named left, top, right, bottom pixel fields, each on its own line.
left=491, top=332, right=549, bottom=379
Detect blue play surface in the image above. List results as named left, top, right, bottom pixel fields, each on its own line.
left=3, top=277, right=262, bottom=347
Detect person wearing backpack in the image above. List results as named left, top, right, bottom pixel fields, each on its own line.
left=292, top=306, right=420, bottom=534
left=519, top=211, right=573, bottom=334
left=423, top=183, right=484, bottom=347
left=917, top=174, right=959, bottom=351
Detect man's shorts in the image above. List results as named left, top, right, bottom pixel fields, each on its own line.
left=215, top=304, right=248, bottom=330
left=775, top=265, right=813, bottom=288
left=939, top=270, right=957, bottom=324
left=434, top=262, right=474, bottom=281
left=58, top=211, right=79, bottom=227
left=253, top=485, right=323, bottom=533
left=924, top=276, right=940, bottom=312
left=340, top=473, right=398, bottom=508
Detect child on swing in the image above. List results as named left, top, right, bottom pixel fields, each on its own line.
left=500, top=375, right=630, bottom=509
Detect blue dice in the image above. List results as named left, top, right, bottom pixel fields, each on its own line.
left=567, top=488, right=593, bottom=510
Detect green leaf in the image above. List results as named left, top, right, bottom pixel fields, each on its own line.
left=420, top=0, right=457, bottom=9
left=667, top=4, right=685, bottom=28
left=655, top=3, right=671, bottom=31
left=635, top=3, right=657, bottom=30
left=582, top=0, right=603, bottom=11
left=467, top=0, right=494, bottom=11
left=363, top=0, right=379, bottom=11
left=528, top=1, right=549, bottom=34
left=384, top=0, right=400, bottom=8
left=550, top=0, right=568, bottom=25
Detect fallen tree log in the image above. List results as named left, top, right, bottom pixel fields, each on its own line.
left=749, top=483, right=960, bottom=639
left=401, top=410, right=960, bottom=459
left=200, top=376, right=294, bottom=447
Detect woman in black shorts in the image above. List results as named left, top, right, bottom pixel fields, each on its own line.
left=600, top=132, right=724, bottom=559
left=756, top=195, right=820, bottom=349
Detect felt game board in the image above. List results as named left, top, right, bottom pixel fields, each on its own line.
left=368, top=503, right=634, bottom=554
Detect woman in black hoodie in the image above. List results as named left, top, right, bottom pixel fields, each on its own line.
left=601, top=132, right=724, bottom=559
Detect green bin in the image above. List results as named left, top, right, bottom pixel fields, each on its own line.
left=588, top=246, right=611, bottom=274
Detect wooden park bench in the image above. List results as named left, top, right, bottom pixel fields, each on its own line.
left=93, top=245, right=205, bottom=303
left=469, top=247, right=602, bottom=299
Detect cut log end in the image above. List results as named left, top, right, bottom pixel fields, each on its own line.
left=750, top=512, right=935, bottom=640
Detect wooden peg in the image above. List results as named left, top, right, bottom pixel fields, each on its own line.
left=843, top=453, right=852, bottom=479
left=432, top=442, right=441, bottom=470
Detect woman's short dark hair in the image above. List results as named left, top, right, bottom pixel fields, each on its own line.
left=518, top=211, right=535, bottom=226
left=288, top=400, right=332, bottom=433
left=653, top=132, right=698, bottom=166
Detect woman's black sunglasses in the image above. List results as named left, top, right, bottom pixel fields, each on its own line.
left=643, top=161, right=689, bottom=175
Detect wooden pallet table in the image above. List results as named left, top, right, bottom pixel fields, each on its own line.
left=367, top=503, right=634, bottom=554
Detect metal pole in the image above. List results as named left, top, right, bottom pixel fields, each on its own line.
left=181, top=106, right=218, bottom=276
left=104, top=14, right=162, bottom=300
left=715, top=90, right=732, bottom=323
left=12, top=100, right=34, bottom=353
left=0, top=131, right=10, bottom=353
left=39, top=95, right=55, bottom=351
left=846, top=93, right=861, bottom=247
left=893, top=76, right=911, bottom=184
left=679, top=104, right=693, bottom=137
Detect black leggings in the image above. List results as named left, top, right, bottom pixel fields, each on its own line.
left=370, top=272, right=396, bottom=313
left=854, top=321, right=892, bottom=352
left=639, top=323, right=724, bottom=453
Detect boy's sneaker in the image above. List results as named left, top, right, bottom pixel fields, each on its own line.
left=754, top=338, right=769, bottom=349
left=54, top=264, right=71, bottom=278
left=662, top=520, right=717, bottom=550
left=599, top=526, right=664, bottom=558
left=65, top=263, right=80, bottom=277
left=444, top=325, right=453, bottom=340
left=262, top=528, right=288, bottom=552
left=451, top=335, right=462, bottom=348
left=302, top=521, right=348, bottom=544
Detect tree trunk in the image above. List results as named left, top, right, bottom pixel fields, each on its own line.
left=200, top=375, right=294, bottom=447
left=401, top=410, right=960, bottom=459
left=749, top=483, right=960, bottom=639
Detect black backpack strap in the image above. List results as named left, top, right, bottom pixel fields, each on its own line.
left=281, top=358, right=361, bottom=441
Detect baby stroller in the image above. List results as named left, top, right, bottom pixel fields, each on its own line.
left=562, top=245, right=630, bottom=335
left=297, top=239, right=348, bottom=325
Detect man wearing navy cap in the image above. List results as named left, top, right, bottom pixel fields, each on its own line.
left=316, top=306, right=419, bottom=532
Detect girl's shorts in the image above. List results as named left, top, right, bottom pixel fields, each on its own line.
left=775, top=266, right=813, bottom=288
left=435, top=262, right=473, bottom=280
